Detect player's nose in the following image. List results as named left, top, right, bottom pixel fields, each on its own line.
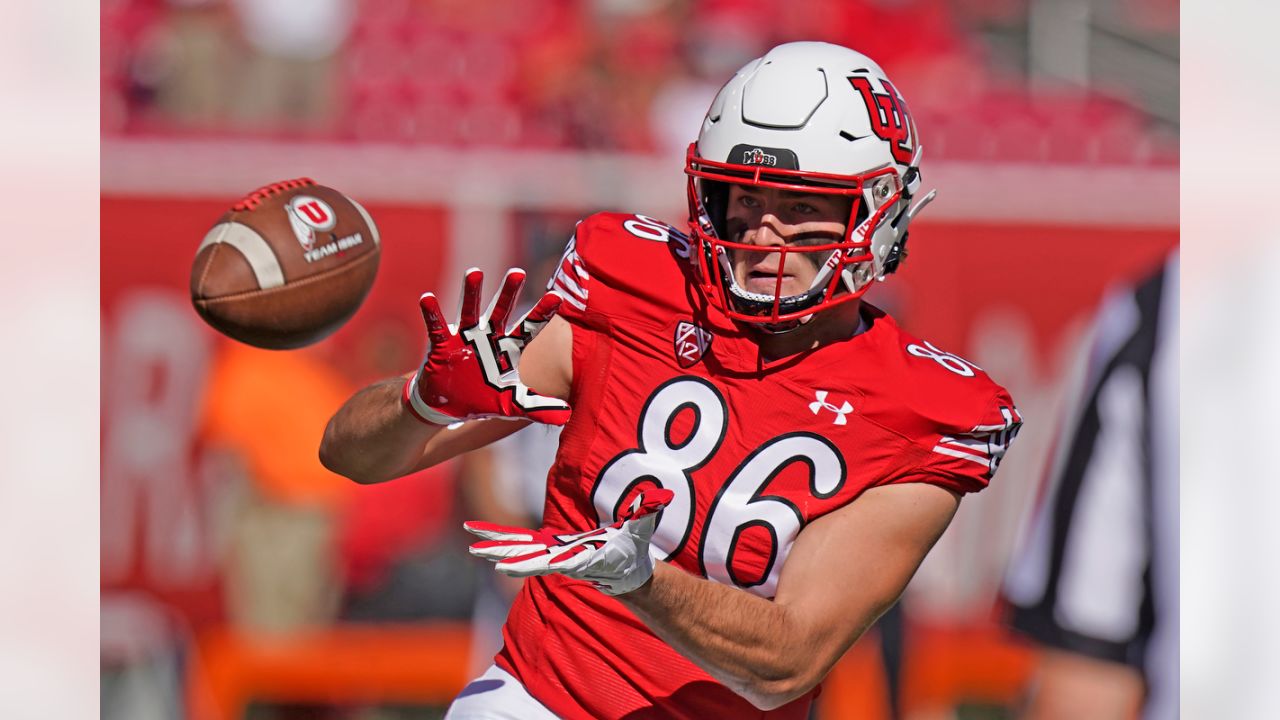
left=746, top=215, right=788, bottom=247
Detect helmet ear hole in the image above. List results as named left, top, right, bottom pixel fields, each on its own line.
left=882, top=232, right=909, bottom=274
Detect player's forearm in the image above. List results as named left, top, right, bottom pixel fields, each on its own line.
left=619, top=563, right=846, bottom=710
left=319, top=376, right=442, bottom=483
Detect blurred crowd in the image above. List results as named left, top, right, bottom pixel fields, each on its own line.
left=102, top=0, right=1177, bottom=164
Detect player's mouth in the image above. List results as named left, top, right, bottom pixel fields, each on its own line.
left=744, top=268, right=794, bottom=294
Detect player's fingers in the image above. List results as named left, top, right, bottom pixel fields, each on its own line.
left=522, top=289, right=563, bottom=326
left=462, top=520, right=541, bottom=541
left=639, top=487, right=676, bottom=513
left=554, top=526, right=607, bottom=544
left=621, top=488, right=675, bottom=521
left=459, top=267, right=484, bottom=329
left=494, top=551, right=555, bottom=578
left=624, top=512, right=660, bottom=539
left=546, top=543, right=597, bottom=573
left=418, top=293, right=450, bottom=343
left=469, top=540, right=548, bottom=560
left=488, top=268, right=527, bottom=333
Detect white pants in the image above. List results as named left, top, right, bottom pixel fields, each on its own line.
left=444, top=665, right=561, bottom=720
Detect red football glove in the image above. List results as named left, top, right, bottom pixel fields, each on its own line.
left=465, top=488, right=674, bottom=595
left=403, top=267, right=570, bottom=425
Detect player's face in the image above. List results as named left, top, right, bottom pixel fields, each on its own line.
left=724, top=185, right=852, bottom=299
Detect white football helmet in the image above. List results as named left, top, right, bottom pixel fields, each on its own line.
left=685, top=41, right=936, bottom=329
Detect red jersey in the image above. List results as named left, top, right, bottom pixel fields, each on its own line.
left=496, top=212, right=1020, bottom=719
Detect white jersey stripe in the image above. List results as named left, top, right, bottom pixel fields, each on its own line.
left=938, top=436, right=992, bottom=453
left=557, top=291, right=587, bottom=312
left=549, top=235, right=591, bottom=313
left=931, top=445, right=992, bottom=466
left=554, top=264, right=587, bottom=298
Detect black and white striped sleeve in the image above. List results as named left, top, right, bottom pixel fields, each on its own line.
left=1001, top=255, right=1178, bottom=717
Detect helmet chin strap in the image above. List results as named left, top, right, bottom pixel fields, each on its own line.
left=752, top=294, right=870, bottom=337
left=754, top=315, right=813, bottom=335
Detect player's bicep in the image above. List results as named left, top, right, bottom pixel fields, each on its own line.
left=519, top=313, right=573, bottom=401
left=773, top=482, right=960, bottom=675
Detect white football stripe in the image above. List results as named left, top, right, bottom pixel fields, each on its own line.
left=347, top=196, right=381, bottom=247
left=198, top=222, right=285, bottom=289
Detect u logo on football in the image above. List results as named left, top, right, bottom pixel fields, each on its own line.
left=288, top=196, right=336, bottom=229
left=285, top=195, right=337, bottom=250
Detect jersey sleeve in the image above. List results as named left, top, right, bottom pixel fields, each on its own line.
left=544, top=212, right=691, bottom=330
left=885, top=385, right=1023, bottom=495
left=547, top=223, right=591, bottom=323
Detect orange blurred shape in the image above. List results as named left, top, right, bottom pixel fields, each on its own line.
left=902, top=620, right=1037, bottom=715
left=187, top=623, right=473, bottom=720
left=816, top=632, right=894, bottom=720
left=200, top=341, right=355, bottom=509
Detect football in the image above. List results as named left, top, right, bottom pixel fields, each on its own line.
left=190, top=178, right=381, bottom=349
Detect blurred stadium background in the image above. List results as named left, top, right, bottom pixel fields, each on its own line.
left=100, top=0, right=1178, bottom=718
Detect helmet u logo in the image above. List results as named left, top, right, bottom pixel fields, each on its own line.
left=848, top=77, right=917, bottom=165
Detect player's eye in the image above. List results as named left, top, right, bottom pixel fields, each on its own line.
left=739, top=194, right=761, bottom=209
left=792, top=202, right=819, bottom=215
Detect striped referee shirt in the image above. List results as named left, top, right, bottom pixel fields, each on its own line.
left=1002, top=253, right=1178, bottom=720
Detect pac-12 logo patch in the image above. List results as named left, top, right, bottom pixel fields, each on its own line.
left=674, top=321, right=713, bottom=368
left=285, top=195, right=337, bottom=251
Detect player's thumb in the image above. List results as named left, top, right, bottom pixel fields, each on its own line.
left=625, top=488, right=675, bottom=520
left=519, top=393, right=572, bottom=426
left=624, top=509, right=663, bottom=542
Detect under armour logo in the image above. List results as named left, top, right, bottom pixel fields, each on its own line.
left=809, top=390, right=854, bottom=425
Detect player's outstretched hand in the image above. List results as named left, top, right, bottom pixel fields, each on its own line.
left=465, top=488, right=675, bottom=596
left=403, top=267, right=570, bottom=425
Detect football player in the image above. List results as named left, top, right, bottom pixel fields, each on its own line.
left=320, top=41, right=1021, bottom=719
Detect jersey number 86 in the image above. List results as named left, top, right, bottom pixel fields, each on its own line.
left=590, top=377, right=846, bottom=597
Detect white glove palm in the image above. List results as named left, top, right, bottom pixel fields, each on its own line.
left=465, top=488, right=673, bottom=596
